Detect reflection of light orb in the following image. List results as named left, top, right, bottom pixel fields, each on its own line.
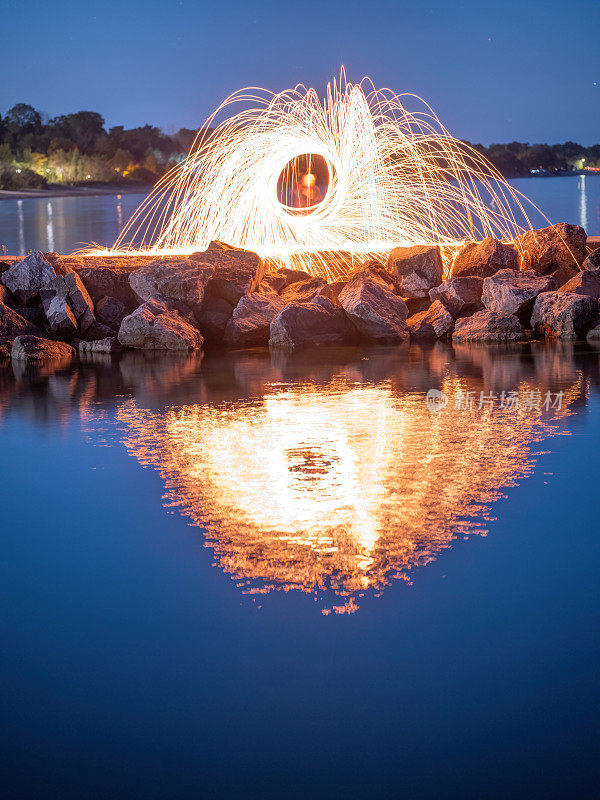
left=109, top=71, right=540, bottom=280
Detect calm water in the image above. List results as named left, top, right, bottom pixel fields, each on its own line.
left=0, top=176, right=599, bottom=255
left=1, top=343, right=599, bottom=798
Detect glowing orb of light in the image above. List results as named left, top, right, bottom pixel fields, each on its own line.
left=111, top=70, right=538, bottom=279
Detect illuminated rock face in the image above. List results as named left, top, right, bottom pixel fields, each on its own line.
left=115, top=351, right=576, bottom=612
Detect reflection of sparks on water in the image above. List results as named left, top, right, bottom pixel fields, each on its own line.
left=116, top=376, right=574, bottom=612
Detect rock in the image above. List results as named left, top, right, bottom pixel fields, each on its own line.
left=429, top=276, right=484, bottom=317
left=196, top=294, right=235, bottom=343
left=261, top=268, right=312, bottom=293
left=224, top=292, right=284, bottom=347
left=95, top=295, right=129, bottom=329
left=386, top=245, right=443, bottom=298
left=453, top=310, right=526, bottom=342
left=190, top=242, right=264, bottom=305
left=516, top=223, right=587, bottom=273
left=260, top=271, right=289, bottom=293
left=269, top=296, right=356, bottom=349
left=39, top=252, right=71, bottom=276
left=78, top=337, right=122, bottom=354
left=452, top=238, right=518, bottom=279
left=403, top=296, right=432, bottom=316
left=83, top=321, right=116, bottom=341
left=353, top=261, right=396, bottom=288
left=0, top=300, right=44, bottom=342
left=407, top=300, right=454, bottom=341
left=582, top=248, right=600, bottom=271
left=76, top=266, right=138, bottom=309
left=557, top=269, right=600, bottom=299
left=63, top=272, right=95, bottom=332
left=12, top=305, right=47, bottom=332
left=38, top=271, right=99, bottom=338
left=531, top=291, right=598, bottom=340
left=339, top=270, right=409, bottom=342
left=327, top=281, right=347, bottom=303
left=482, top=269, right=556, bottom=316
left=39, top=280, right=78, bottom=340
left=279, top=276, right=328, bottom=304
left=0, top=284, right=16, bottom=309
left=586, top=323, right=600, bottom=343
left=2, top=251, right=62, bottom=303
left=118, top=299, right=204, bottom=351
left=547, top=263, right=579, bottom=288
left=129, top=258, right=215, bottom=312
left=12, top=335, right=75, bottom=362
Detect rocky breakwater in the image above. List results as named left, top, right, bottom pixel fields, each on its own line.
left=1, top=223, right=600, bottom=362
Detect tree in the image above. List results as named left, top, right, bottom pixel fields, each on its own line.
left=47, top=111, right=105, bottom=154
left=4, top=103, right=42, bottom=136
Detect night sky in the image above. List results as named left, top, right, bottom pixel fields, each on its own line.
left=2, top=0, right=599, bottom=144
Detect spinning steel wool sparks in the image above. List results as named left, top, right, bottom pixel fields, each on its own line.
left=106, top=71, right=540, bottom=279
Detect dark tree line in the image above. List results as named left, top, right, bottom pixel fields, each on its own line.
left=0, top=103, right=198, bottom=189
left=1, top=102, right=598, bottom=191
left=469, top=140, right=600, bottom=177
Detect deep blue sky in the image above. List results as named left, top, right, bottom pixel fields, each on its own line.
left=2, top=0, right=599, bottom=144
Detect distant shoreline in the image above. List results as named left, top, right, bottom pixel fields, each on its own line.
left=1, top=172, right=598, bottom=203
left=0, top=182, right=153, bottom=201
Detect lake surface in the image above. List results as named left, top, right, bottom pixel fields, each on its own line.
left=1, top=342, right=599, bottom=798
left=0, top=175, right=599, bottom=256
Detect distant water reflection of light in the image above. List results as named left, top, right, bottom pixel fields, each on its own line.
left=46, top=201, right=55, bottom=252
left=579, top=175, right=588, bottom=231
left=114, top=361, right=578, bottom=613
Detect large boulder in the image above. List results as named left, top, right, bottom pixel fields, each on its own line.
left=39, top=280, right=78, bottom=340
left=63, top=272, right=95, bottom=333
left=129, top=258, right=215, bottom=313
left=582, top=248, right=600, bottom=271
left=531, top=291, right=597, bottom=340
left=339, top=270, right=409, bottom=342
left=406, top=299, right=454, bottom=341
left=95, top=295, right=130, bottom=330
left=279, top=276, right=328, bottom=304
left=224, top=292, right=284, bottom=347
left=12, top=335, right=75, bottom=362
left=269, top=296, right=356, bottom=349
left=76, top=265, right=138, bottom=310
left=557, top=269, right=600, bottom=299
left=386, top=245, right=443, bottom=298
left=547, top=263, right=579, bottom=288
left=195, top=294, right=235, bottom=344
left=482, top=269, right=556, bottom=316
left=0, top=300, right=43, bottom=339
left=1, top=251, right=69, bottom=303
left=452, top=310, right=526, bottom=342
left=429, top=276, right=483, bottom=317
left=0, top=284, right=16, bottom=308
left=451, top=238, right=518, bottom=279
left=39, top=271, right=99, bottom=339
left=190, top=242, right=265, bottom=305
left=260, top=268, right=312, bottom=293
left=118, top=299, right=204, bottom=351
left=516, top=223, right=587, bottom=273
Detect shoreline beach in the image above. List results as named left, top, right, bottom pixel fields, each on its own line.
left=0, top=182, right=152, bottom=201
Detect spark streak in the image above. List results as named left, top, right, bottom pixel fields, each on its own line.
left=107, top=71, right=539, bottom=280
